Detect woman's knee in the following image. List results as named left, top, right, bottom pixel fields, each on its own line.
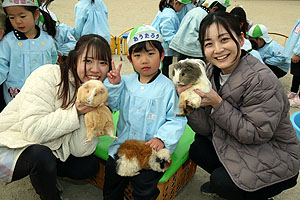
left=25, top=145, right=57, bottom=174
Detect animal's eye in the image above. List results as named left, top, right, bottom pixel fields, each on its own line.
left=86, top=90, right=89, bottom=93
left=94, top=93, right=98, bottom=96
left=181, top=72, right=185, bottom=76
left=172, top=70, right=175, bottom=76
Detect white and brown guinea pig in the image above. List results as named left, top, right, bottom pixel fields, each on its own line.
left=115, top=139, right=172, bottom=177
left=77, top=80, right=116, bottom=143
left=171, top=59, right=211, bottom=116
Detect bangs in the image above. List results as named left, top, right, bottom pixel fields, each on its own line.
left=86, top=41, right=111, bottom=62
left=132, top=41, right=155, bottom=53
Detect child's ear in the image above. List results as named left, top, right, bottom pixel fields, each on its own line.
left=239, top=33, right=245, bottom=47
left=160, top=50, right=165, bottom=62
left=34, top=9, right=40, bottom=21
left=127, top=55, right=133, bottom=64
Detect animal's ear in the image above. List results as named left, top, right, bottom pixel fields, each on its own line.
left=84, top=84, right=89, bottom=89
left=99, top=88, right=105, bottom=94
left=197, top=59, right=206, bottom=67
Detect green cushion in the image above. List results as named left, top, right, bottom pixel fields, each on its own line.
left=93, top=111, right=195, bottom=183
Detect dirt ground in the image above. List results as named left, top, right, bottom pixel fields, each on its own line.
left=1, top=0, right=300, bottom=199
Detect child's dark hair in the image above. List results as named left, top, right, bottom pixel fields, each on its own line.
left=209, top=1, right=226, bottom=12
left=230, top=6, right=250, bottom=35
left=57, top=34, right=112, bottom=109
left=128, top=41, right=164, bottom=61
left=39, top=0, right=54, bottom=9
left=4, top=6, right=56, bottom=38
left=199, top=11, right=241, bottom=62
left=159, top=0, right=176, bottom=11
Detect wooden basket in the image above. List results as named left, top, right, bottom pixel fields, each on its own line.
left=88, top=158, right=197, bottom=200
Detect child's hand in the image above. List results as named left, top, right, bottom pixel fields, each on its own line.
left=75, top=101, right=96, bottom=115
left=291, top=54, right=300, bottom=63
left=146, top=138, right=165, bottom=151
left=107, top=60, right=122, bottom=84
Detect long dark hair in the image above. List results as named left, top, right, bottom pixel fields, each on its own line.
left=230, top=6, right=250, bottom=35
left=4, top=6, right=56, bottom=38
left=199, top=11, right=241, bottom=62
left=57, top=34, right=112, bottom=109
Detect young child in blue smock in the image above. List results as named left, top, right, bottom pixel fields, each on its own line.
left=283, top=17, right=300, bottom=107
left=247, top=24, right=290, bottom=78
left=169, top=0, right=231, bottom=62
left=151, top=0, right=191, bottom=77
left=0, top=0, right=58, bottom=104
left=38, top=0, right=77, bottom=60
left=103, top=25, right=187, bottom=200
left=73, top=0, right=111, bottom=43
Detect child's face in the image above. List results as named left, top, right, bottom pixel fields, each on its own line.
left=249, top=37, right=265, bottom=48
left=128, top=42, right=164, bottom=83
left=6, top=6, right=39, bottom=38
left=203, top=23, right=244, bottom=74
left=77, top=47, right=110, bottom=83
left=173, top=1, right=186, bottom=12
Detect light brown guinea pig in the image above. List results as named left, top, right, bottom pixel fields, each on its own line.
left=77, top=80, right=116, bottom=143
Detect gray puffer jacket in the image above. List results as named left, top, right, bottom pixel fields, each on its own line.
left=187, top=53, right=300, bottom=192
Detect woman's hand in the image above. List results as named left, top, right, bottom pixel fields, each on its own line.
left=194, top=88, right=222, bottom=109
left=177, top=84, right=193, bottom=96
left=146, top=138, right=165, bottom=151
left=75, top=101, right=96, bottom=115
left=107, top=60, right=122, bottom=84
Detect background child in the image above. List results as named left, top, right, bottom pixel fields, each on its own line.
left=0, top=0, right=58, bottom=105
left=103, top=25, right=187, bottom=200
left=0, top=34, right=110, bottom=200
left=169, top=0, right=231, bottom=62
left=230, top=6, right=263, bottom=63
left=151, top=0, right=191, bottom=77
left=177, top=0, right=195, bottom=23
left=0, top=1, right=5, bottom=40
left=37, top=0, right=76, bottom=61
left=247, top=24, right=290, bottom=78
left=73, top=0, right=111, bottom=43
left=283, top=17, right=300, bottom=107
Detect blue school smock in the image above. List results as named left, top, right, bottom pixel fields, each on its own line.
left=38, top=6, right=76, bottom=56
left=151, top=8, right=181, bottom=57
left=177, top=3, right=194, bottom=23
left=55, top=23, right=76, bottom=56
left=258, top=40, right=290, bottom=72
left=104, top=73, right=187, bottom=158
left=0, top=31, right=58, bottom=104
left=170, top=7, right=208, bottom=58
left=73, top=0, right=111, bottom=43
left=242, top=38, right=263, bottom=63
left=283, top=17, right=300, bottom=59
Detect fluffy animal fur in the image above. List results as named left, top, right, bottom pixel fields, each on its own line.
left=77, top=80, right=116, bottom=143
left=171, top=59, right=211, bottom=116
left=115, top=139, right=172, bottom=177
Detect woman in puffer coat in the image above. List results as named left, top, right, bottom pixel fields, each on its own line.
left=0, top=34, right=112, bottom=200
left=178, top=11, right=300, bottom=200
